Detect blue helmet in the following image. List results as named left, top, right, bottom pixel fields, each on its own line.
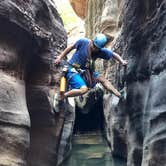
left=93, top=34, right=107, bottom=49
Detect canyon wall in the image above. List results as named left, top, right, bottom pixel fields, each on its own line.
left=0, top=0, right=67, bottom=165
left=1, top=0, right=165, bottom=165
left=69, top=0, right=86, bottom=19
left=85, top=0, right=123, bottom=39
left=115, top=1, right=166, bottom=166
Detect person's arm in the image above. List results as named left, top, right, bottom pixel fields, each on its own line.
left=112, top=52, right=127, bottom=65
left=55, top=44, right=75, bottom=65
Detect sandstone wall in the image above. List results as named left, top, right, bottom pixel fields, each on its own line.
left=69, top=0, right=86, bottom=19
left=115, top=1, right=166, bottom=166
left=0, top=0, right=67, bottom=165
left=85, top=0, right=123, bottom=39
left=84, top=1, right=166, bottom=166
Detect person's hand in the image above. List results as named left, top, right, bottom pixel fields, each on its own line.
left=122, top=60, right=128, bottom=66
left=54, top=56, right=61, bottom=65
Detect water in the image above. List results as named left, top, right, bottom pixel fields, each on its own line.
left=62, top=134, right=126, bottom=166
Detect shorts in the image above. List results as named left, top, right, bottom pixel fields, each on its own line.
left=66, top=68, right=99, bottom=89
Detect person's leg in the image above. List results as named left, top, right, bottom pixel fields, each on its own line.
left=96, top=74, right=121, bottom=97
left=64, top=86, right=88, bottom=97
left=65, top=70, right=88, bottom=98
left=53, top=70, right=88, bottom=112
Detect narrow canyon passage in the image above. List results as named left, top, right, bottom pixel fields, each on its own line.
left=74, top=100, right=104, bottom=134
left=62, top=100, right=126, bottom=166
left=63, top=130, right=126, bottom=166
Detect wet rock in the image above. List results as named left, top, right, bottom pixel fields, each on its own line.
left=84, top=0, right=127, bottom=159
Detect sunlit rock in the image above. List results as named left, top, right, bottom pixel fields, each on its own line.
left=85, top=0, right=123, bottom=39
left=69, top=0, right=86, bottom=19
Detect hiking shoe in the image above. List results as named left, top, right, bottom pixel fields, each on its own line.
left=79, top=95, right=84, bottom=102
left=53, top=93, right=60, bottom=113
left=119, top=87, right=127, bottom=100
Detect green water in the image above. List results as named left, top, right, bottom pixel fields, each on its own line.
left=62, top=134, right=126, bottom=166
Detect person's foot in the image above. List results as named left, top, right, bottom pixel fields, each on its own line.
left=79, top=95, right=84, bottom=102
left=119, top=88, right=127, bottom=100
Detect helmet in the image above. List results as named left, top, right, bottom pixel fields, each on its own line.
left=93, top=34, right=107, bottom=49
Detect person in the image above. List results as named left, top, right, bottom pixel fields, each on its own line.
left=55, top=33, right=127, bottom=99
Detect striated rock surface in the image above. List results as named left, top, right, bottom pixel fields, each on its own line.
left=85, top=0, right=123, bottom=96
left=57, top=98, right=76, bottom=165
left=85, top=0, right=123, bottom=39
left=69, top=0, right=86, bottom=19
left=85, top=0, right=166, bottom=166
left=0, top=0, right=67, bottom=165
left=84, top=2, right=126, bottom=158
left=115, top=0, right=166, bottom=166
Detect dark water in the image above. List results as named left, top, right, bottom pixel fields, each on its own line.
left=62, top=134, right=126, bottom=166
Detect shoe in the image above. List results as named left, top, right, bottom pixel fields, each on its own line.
left=119, top=87, right=127, bottom=100
left=79, top=95, right=84, bottom=102
left=53, top=93, right=60, bottom=113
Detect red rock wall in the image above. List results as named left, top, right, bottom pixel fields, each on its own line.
left=69, top=0, right=86, bottom=19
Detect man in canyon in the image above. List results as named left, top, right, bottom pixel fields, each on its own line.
left=55, top=33, right=127, bottom=100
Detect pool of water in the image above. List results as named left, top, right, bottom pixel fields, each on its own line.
left=61, top=134, right=126, bottom=166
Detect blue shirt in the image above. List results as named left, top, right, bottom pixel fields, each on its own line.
left=68, top=38, right=113, bottom=69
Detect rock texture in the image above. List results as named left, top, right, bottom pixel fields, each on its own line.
left=57, top=98, right=75, bottom=165
left=85, top=0, right=123, bottom=92
left=85, top=0, right=123, bottom=39
left=0, top=0, right=67, bottom=165
left=85, top=0, right=166, bottom=166
left=85, top=2, right=125, bottom=158
left=115, top=1, right=166, bottom=166
left=69, top=0, right=86, bottom=19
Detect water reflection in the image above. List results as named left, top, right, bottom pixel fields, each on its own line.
left=62, top=134, right=126, bottom=166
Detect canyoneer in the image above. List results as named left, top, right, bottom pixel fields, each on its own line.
left=54, top=33, right=127, bottom=109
